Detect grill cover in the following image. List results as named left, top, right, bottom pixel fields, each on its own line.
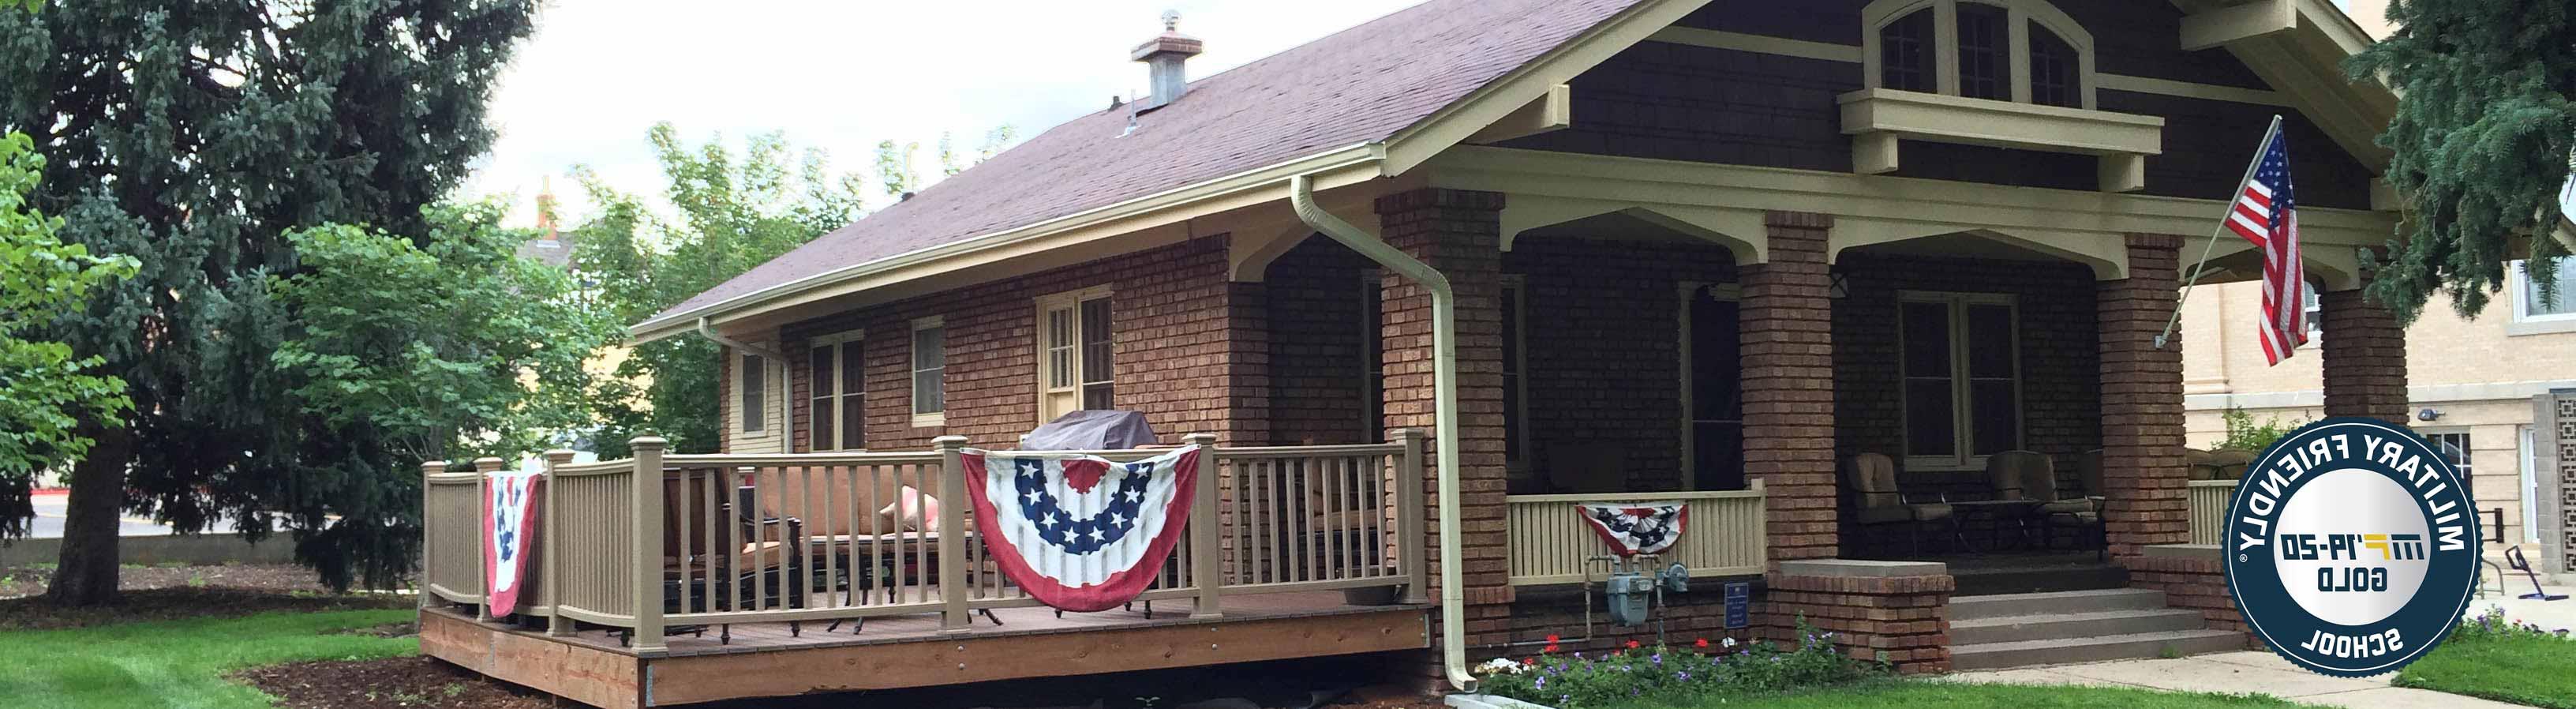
left=1017, top=410, right=1159, bottom=450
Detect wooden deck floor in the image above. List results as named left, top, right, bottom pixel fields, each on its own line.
left=421, top=593, right=1431, bottom=707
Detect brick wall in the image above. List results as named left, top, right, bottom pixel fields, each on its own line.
left=2125, top=553, right=2249, bottom=639
left=1833, top=253, right=2102, bottom=497
left=750, top=234, right=1263, bottom=453
left=1742, top=213, right=1839, bottom=562
left=1495, top=588, right=1762, bottom=657
left=2099, top=234, right=2192, bottom=557
left=1759, top=572, right=1953, bottom=673
left=1267, top=238, right=1379, bottom=446
left=2320, top=288, right=2409, bottom=425
left=1373, top=188, right=1517, bottom=651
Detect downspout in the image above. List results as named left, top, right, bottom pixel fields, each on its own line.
left=1287, top=174, right=1474, bottom=692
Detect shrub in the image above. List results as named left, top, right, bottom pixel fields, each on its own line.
left=2218, top=407, right=2309, bottom=455
left=1474, top=621, right=1885, bottom=707
left=2454, top=606, right=2573, bottom=642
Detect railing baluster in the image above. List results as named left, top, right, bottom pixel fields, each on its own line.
left=935, top=436, right=968, bottom=631
left=1395, top=429, right=1428, bottom=604
left=1184, top=433, right=1220, bottom=617
left=629, top=437, right=667, bottom=654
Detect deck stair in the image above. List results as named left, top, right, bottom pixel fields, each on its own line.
left=1949, top=588, right=2245, bottom=670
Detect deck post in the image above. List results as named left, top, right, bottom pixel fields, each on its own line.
left=542, top=450, right=577, bottom=637
left=1394, top=428, right=1428, bottom=605
left=1183, top=433, right=1223, bottom=618
left=631, top=437, right=668, bottom=655
left=420, top=460, right=444, bottom=610
left=935, top=436, right=972, bottom=632
left=473, top=457, right=506, bottom=621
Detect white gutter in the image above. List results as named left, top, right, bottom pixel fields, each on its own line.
left=695, top=317, right=784, bottom=362
left=1288, top=174, right=1473, bottom=692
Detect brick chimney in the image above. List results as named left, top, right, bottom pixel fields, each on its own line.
left=1130, top=10, right=1202, bottom=111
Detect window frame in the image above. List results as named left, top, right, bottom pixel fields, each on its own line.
left=1500, top=275, right=1533, bottom=475
left=1361, top=269, right=1385, bottom=437
left=909, top=316, right=946, bottom=427
left=1862, top=0, right=2097, bottom=110
left=807, top=330, right=867, bottom=452
left=1677, top=282, right=1744, bottom=492
left=1896, top=291, right=2024, bottom=471
left=2507, top=257, right=2576, bottom=336
left=1035, top=286, right=1115, bottom=424
left=738, top=351, right=771, bottom=436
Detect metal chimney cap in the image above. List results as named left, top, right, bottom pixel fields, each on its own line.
left=1131, top=9, right=1203, bottom=61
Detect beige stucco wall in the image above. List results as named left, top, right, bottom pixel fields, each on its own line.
left=2181, top=279, right=2574, bottom=546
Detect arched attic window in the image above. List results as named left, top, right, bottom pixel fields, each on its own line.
left=1864, top=0, right=2096, bottom=110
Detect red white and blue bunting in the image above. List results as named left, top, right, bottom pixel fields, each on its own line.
left=1574, top=501, right=1687, bottom=557
left=960, top=446, right=1202, bottom=612
left=482, top=470, right=544, bottom=616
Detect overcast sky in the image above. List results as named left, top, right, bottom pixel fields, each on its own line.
left=462, top=0, right=1423, bottom=227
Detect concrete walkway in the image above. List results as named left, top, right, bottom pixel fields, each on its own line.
left=1949, top=651, right=2521, bottom=709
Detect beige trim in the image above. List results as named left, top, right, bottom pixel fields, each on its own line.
left=1466, top=84, right=1573, bottom=144
left=1837, top=88, right=2162, bottom=191
left=1425, top=146, right=2400, bottom=270
left=2179, top=0, right=2296, bottom=51
left=631, top=144, right=1388, bottom=342
left=1646, top=27, right=1861, bottom=62
left=2095, top=73, right=2288, bottom=107
left=1380, top=0, right=1716, bottom=175
left=805, top=328, right=867, bottom=452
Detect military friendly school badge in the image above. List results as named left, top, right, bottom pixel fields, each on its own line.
left=2225, top=417, right=2481, bottom=677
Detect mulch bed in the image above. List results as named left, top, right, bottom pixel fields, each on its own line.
left=0, top=561, right=335, bottom=600
left=236, top=655, right=559, bottom=709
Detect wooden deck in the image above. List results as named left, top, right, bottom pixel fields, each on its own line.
left=421, top=592, right=1431, bottom=708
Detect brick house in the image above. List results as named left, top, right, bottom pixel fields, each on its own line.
left=623, top=0, right=2406, bottom=688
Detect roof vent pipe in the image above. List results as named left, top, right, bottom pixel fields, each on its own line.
left=1130, top=10, right=1202, bottom=111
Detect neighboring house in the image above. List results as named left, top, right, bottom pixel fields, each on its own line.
left=2181, top=246, right=2576, bottom=549
left=417, top=1, right=2418, bottom=703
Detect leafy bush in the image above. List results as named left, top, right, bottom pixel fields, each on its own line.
left=2218, top=407, right=2309, bottom=454
left=1476, top=621, right=1885, bottom=707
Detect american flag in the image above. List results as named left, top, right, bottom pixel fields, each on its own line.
left=2225, top=124, right=2307, bottom=365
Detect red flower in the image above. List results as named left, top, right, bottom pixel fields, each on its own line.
left=1545, top=634, right=1560, bottom=643
left=1625, top=640, right=1642, bottom=650
left=1694, top=638, right=1710, bottom=648
left=1542, top=643, right=1560, bottom=654
left=1523, top=658, right=1537, bottom=666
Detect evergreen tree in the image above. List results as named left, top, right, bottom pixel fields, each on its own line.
left=0, top=0, right=538, bottom=602
left=2349, top=0, right=2574, bottom=322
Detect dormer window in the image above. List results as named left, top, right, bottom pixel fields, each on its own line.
left=1863, top=0, right=2097, bottom=110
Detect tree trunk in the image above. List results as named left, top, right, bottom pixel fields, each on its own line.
left=45, top=423, right=131, bottom=606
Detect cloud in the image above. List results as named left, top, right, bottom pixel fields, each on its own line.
left=462, top=0, right=1423, bottom=226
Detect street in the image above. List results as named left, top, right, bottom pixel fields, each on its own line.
left=26, top=493, right=272, bottom=538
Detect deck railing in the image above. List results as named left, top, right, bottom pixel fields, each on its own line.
left=421, top=430, right=1428, bottom=652
left=2188, top=479, right=2235, bottom=546
left=1503, top=482, right=1767, bottom=586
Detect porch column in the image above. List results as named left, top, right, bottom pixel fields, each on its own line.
left=2098, top=234, right=2191, bottom=558
left=2320, top=287, right=2409, bottom=425
left=1373, top=188, right=1513, bottom=648
left=1741, top=211, right=1838, bottom=562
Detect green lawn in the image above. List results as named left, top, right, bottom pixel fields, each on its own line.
left=2396, top=630, right=2576, bottom=709
left=0, top=606, right=417, bottom=709
left=1597, top=681, right=2305, bottom=709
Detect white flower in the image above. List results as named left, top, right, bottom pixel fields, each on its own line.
left=1720, top=637, right=1738, bottom=648
left=1476, top=658, right=1528, bottom=675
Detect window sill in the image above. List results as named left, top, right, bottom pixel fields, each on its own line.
left=911, top=413, right=947, bottom=429
left=2505, top=317, right=2576, bottom=337
left=1837, top=88, right=2166, bottom=192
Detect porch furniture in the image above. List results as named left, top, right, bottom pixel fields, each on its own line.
left=2186, top=448, right=2255, bottom=480
left=2034, top=449, right=2106, bottom=560
left=1978, top=451, right=2057, bottom=550
left=1841, top=453, right=1958, bottom=557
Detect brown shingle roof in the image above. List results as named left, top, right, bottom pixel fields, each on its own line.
left=649, top=0, right=1645, bottom=325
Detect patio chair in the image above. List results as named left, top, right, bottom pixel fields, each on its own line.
left=2034, top=449, right=2106, bottom=560
left=1981, top=451, right=2054, bottom=550
left=1841, top=453, right=1956, bottom=557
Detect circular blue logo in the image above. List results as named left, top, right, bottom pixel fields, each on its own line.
left=2225, top=417, right=2482, bottom=677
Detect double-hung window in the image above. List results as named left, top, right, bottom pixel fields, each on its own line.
left=1037, top=287, right=1115, bottom=422
left=739, top=352, right=768, bottom=433
left=2510, top=257, right=2576, bottom=332
left=1900, top=292, right=2020, bottom=469
left=807, top=332, right=865, bottom=451
left=911, top=317, right=945, bottom=426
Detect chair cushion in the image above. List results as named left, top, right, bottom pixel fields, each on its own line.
left=1908, top=502, right=1953, bottom=521
left=878, top=486, right=941, bottom=533
left=2041, top=499, right=2096, bottom=515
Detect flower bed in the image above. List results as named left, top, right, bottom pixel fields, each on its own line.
left=1474, top=623, right=1885, bottom=707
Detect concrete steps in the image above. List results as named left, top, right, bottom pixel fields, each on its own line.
left=1949, top=587, right=2245, bottom=670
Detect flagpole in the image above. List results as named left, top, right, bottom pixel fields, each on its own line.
left=2155, top=114, right=2284, bottom=350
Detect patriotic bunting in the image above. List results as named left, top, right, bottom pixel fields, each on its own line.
left=960, top=446, right=1201, bottom=612
left=482, top=469, right=544, bottom=617
left=1575, top=501, right=1688, bottom=557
